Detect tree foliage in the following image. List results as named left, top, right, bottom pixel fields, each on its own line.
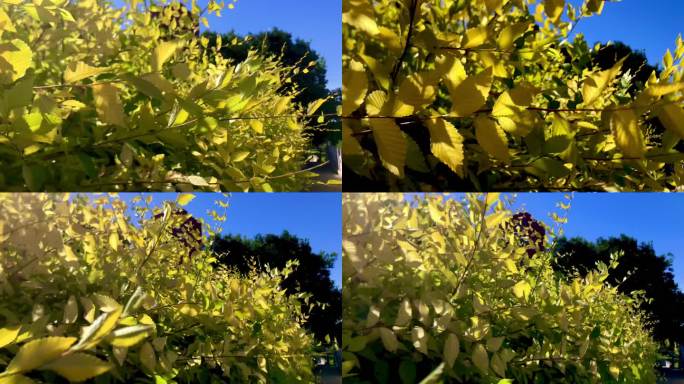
left=0, top=0, right=329, bottom=191
left=0, top=194, right=316, bottom=383
left=203, top=28, right=341, bottom=146
left=211, top=231, right=342, bottom=345
left=555, top=235, right=684, bottom=344
left=342, top=0, right=684, bottom=191
left=342, top=193, right=657, bottom=383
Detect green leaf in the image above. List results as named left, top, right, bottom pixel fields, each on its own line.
left=512, top=280, right=531, bottom=300
left=121, top=74, right=164, bottom=99
left=657, top=103, right=684, bottom=140
left=5, top=337, right=77, bottom=375
left=64, top=295, right=78, bottom=324
left=139, top=342, right=156, bottom=372
left=41, top=352, right=112, bottom=382
left=22, top=164, right=48, bottom=192
left=443, top=333, right=460, bottom=368
left=378, top=327, right=398, bottom=352
left=472, top=343, right=489, bottom=373
left=342, top=59, right=368, bottom=114
left=71, top=307, right=122, bottom=351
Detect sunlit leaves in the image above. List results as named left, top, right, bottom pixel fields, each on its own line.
left=609, top=109, right=645, bottom=159
left=448, top=67, right=493, bottom=118
left=4, top=337, right=77, bottom=375
left=475, top=116, right=510, bottom=163
left=343, top=59, right=368, bottom=114
left=342, top=0, right=379, bottom=36
left=582, top=58, right=625, bottom=107
left=64, top=62, right=110, bottom=83
left=343, top=194, right=658, bottom=382
left=426, top=118, right=464, bottom=177
left=657, top=103, right=684, bottom=140
left=176, top=193, right=195, bottom=206
left=42, top=353, right=113, bottom=382
left=0, top=326, right=21, bottom=349
left=151, top=41, right=180, bottom=72
left=0, top=39, right=32, bottom=84
left=92, top=83, right=127, bottom=128
left=370, top=118, right=406, bottom=177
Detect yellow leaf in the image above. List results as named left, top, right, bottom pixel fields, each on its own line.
left=250, top=120, right=264, bottom=134
left=378, top=327, right=398, bottom=352
left=92, top=83, right=127, bottom=127
left=395, top=299, right=412, bottom=327
left=582, top=58, right=625, bottom=106
left=151, top=41, right=180, bottom=72
left=64, top=62, right=109, bottom=83
left=80, top=297, right=95, bottom=323
left=443, top=333, right=460, bottom=368
left=490, top=353, right=507, bottom=377
left=512, top=280, right=531, bottom=300
left=475, top=116, right=510, bottom=163
left=587, top=0, right=605, bottom=13
left=610, top=109, right=645, bottom=159
left=342, top=0, right=379, bottom=35
left=0, top=39, right=32, bottom=84
left=498, top=22, right=529, bottom=50
left=72, top=307, right=122, bottom=351
left=657, top=103, right=684, bottom=140
left=411, top=326, right=429, bottom=355
left=463, top=27, right=489, bottom=49
left=0, top=9, right=16, bottom=35
left=176, top=193, right=195, bottom=206
left=492, top=85, right=536, bottom=136
left=370, top=118, right=406, bottom=177
left=108, top=325, right=153, bottom=348
left=41, top=352, right=112, bottom=382
left=426, top=118, right=464, bottom=177
left=5, top=337, right=77, bottom=375
left=472, top=343, right=489, bottom=372
left=448, top=67, right=493, bottom=117
left=343, top=60, right=368, bottom=114
left=397, top=72, right=437, bottom=107
left=0, top=325, right=21, bottom=349
left=108, top=232, right=119, bottom=251
left=63, top=244, right=78, bottom=262
left=484, top=0, right=505, bottom=13
left=0, top=375, right=35, bottom=384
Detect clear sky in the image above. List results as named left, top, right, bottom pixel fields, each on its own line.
left=205, top=0, right=342, bottom=89
left=567, top=0, right=683, bottom=66
left=509, top=193, right=684, bottom=290
left=113, top=193, right=343, bottom=288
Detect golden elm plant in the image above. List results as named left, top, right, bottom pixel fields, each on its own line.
left=0, top=193, right=318, bottom=383
left=342, top=0, right=684, bottom=191
left=342, top=193, right=658, bottom=383
left=0, top=0, right=330, bottom=192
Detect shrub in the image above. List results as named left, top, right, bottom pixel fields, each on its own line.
left=342, top=0, right=684, bottom=191
left=0, top=193, right=316, bottom=383
left=0, top=0, right=328, bottom=191
left=342, top=193, right=658, bottom=383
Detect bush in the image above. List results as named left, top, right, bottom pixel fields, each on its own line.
left=342, top=193, right=657, bottom=383
left=0, top=0, right=328, bottom=191
left=342, top=0, right=684, bottom=191
left=0, top=193, right=316, bottom=383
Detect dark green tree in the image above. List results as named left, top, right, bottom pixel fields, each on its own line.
left=554, top=235, right=684, bottom=343
left=203, top=29, right=340, bottom=146
left=210, top=231, right=341, bottom=345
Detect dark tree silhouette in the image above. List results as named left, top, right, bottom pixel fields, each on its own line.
left=591, top=41, right=659, bottom=96
left=210, top=231, right=341, bottom=345
left=203, top=29, right=339, bottom=146
left=554, top=235, right=684, bottom=343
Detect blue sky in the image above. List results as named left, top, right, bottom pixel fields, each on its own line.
left=509, top=193, right=684, bottom=290
left=567, top=0, right=683, bottom=66
left=113, top=193, right=342, bottom=288
left=204, top=0, right=341, bottom=89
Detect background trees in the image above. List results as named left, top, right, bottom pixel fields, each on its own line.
left=211, top=231, right=342, bottom=345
